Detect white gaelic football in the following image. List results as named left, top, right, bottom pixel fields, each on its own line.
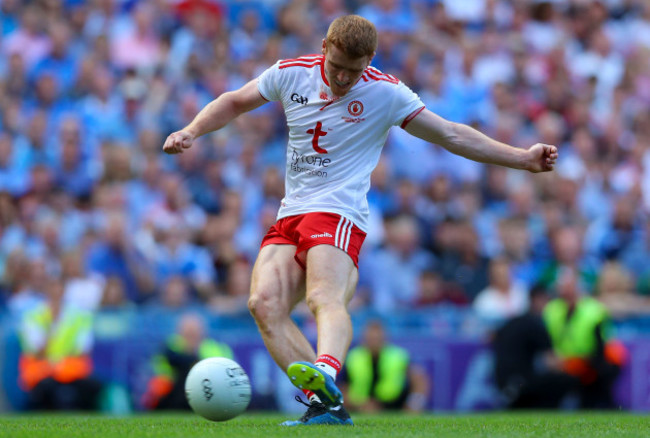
left=185, top=357, right=251, bottom=421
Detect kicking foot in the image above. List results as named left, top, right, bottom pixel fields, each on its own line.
left=287, top=361, right=343, bottom=407
left=281, top=396, right=353, bottom=426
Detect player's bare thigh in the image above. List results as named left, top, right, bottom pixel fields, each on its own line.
left=305, top=244, right=358, bottom=306
left=250, top=244, right=306, bottom=314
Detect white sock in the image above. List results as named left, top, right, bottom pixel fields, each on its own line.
left=315, top=362, right=337, bottom=381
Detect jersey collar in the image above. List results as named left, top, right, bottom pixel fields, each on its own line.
left=319, top=55, right=329, bottom=87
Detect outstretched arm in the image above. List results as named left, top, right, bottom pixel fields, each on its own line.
left=163, top=79, right=267, bottom=154
left=404, top=109, right=558, bottom=173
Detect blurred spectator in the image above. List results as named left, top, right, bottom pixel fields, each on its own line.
left=142, top=172, right=207, bottom=236
left=358, top=0, right=414, bottom=36
left=79, top=67, right=131, bottom=143
left=147, top=222, right=217, bottom=302
left=157, top=275, right=192, bottom=310
left=498, top=218, right=542, bottom=288
left=86, top=213, right=154, bottom=303
left=141, top=313, right=233, bottom=410
left=493, top=285, right=580, bottom=409
left=2, top=5, right=51, bottom=70
left=17, top=277, right=102, bottom=410
left=538, top=225, right=599, bottom=292
left=414, top=270, right=468, bottom=308
left=474, top=257, right=529, bottom=323
left=6, top=256, right=48, bottom=319
left=31, top=21, right=78, bottom=95
left=53, top=131, right=96, bottom=197
left=110, top=3, right=162, bottom=73
left=0, top=133, right=30, bottom=196
left=99, top=276, right=129, bottom=309
left=0, top=0, right=21, bottom=38
left=361, top=215, right=436, bottom=314
left=595, top=261, right=650, bottom=318
left=166, top=1, right=224, bottom=80
left=621, top=219, right=650, bottom=296
left=60, top=250, right=105, bottom=312
left=11, top=110, right=53, bottom=173
left=210, top=257, right=252, bottom=315
left=543, top=268, right=627, bottom=409
left=585, top=194, right=641, bottom=261
left=437, top=220, right=490, bottom=301
left=341, top=319, right=430, bottom=413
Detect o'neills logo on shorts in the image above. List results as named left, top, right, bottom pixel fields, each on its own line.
left=311, top=233, right=333, bottom=238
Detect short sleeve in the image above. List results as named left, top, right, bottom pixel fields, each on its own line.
left=389, top=81, right=425, bottom=128
left=257, top=61, right=283, bottom=102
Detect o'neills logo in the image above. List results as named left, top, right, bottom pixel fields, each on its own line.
left=311, top=233, right=333, bottom=238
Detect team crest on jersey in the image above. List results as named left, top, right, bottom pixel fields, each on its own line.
left=348, top=101, right=364, bottom=116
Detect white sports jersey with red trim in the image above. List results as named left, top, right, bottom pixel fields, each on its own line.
left=257, top=54, right=425, bottom=232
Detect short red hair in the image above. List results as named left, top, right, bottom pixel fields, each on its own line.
left=325, top=15, right=377, bottom=59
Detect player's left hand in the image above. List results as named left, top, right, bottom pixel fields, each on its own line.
left=526, top=143, right=558, bottom=173
left=163, top=130, right=194, bottom=154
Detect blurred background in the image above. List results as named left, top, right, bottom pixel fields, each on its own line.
left=1, top=0, right=650, bottom=415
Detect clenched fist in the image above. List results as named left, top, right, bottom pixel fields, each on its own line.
left=162, top=130, right=194, bottom=154
left=526, top=143, right=558, bottom=173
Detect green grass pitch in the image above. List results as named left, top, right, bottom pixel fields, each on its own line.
left=0, top=412, right=648, bottom=438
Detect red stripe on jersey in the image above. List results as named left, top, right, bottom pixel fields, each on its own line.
left=365, top=69, right=399, bottom=84
left=280, top=54, right=322, bottom=64
left=319, top=56, right=329, bottom=86
left=278, top=55, right=329, bottom=86
left=367, top=67, right=398, bottom=83
left=279, top=61, right=321, bottom=70
left=400, top=106, right=425, bottom=129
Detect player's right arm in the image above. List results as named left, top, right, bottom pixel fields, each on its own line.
left=163, top=79, right=267, bottom=154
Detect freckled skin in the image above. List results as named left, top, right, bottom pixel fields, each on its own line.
left=321, top=40, right=373, bottom=97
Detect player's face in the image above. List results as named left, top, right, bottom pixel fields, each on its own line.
left=322, top=40, right=373, bottom=97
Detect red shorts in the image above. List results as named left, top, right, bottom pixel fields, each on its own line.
left=260, top=212, right=367, bottom=269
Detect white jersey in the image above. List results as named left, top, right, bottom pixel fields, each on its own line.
left=257, top=54, right=425, bottom=232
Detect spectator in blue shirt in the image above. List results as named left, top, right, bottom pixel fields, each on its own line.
left=86, top=213, right=154, bottom=303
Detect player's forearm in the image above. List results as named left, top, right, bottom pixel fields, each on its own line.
left=441, top=122, right=530, bottom=170
left=182, top=92, right=244, bottom=138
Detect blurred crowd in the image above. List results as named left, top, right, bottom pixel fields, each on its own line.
left=2, top=0, right=650, bottom=324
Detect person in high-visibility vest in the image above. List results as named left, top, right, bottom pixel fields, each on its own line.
left=141, top=313, right=234, bottom=410
left=543, top=268, right=627, bottom=409
left=493, top=284, right=581, bottom=409
left=18, top=277, right=102, bottom=410
left=340, top=320, right=429, bottom=413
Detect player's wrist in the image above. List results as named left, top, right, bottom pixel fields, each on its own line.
left=182, top=125, right=200, bottom=139
left=522, top=147, right=537, bottom=172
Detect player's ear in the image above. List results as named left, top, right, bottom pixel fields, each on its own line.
left=367, top=51, right=376, bottom=67
left=321, top=39, right=327, bottom=55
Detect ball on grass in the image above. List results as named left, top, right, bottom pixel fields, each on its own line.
left=185, top=357, right=251, bottom=421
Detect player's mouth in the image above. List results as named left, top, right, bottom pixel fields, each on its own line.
left=334, top=80, right=350, bottom=88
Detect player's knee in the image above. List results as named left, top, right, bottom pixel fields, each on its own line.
left=248, top=288, right=286, bottom=324
left=305, top=287, right=344, bottom=315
